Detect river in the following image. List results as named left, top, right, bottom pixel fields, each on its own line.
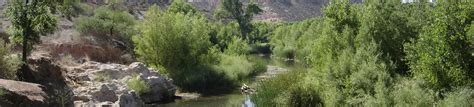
left=158, top=55, right=301, bottom=107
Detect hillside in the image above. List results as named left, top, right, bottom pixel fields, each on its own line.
left=188, top=0, right=362, bottom=21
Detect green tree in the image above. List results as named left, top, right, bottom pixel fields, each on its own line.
left=134, top=6, right=212, bottom=72
left=6, top=0, right=58, bottom=80
left=214, top=0, right=262, bottom=39
left=356, top=0, right=416, bottom=74
left=75, top=6, right=136, bottom=44
left=167, top=0, right=198, bottom=15
left=134, top=6, right=231, bottom=93
left=405, top=1, right=474, bottom=90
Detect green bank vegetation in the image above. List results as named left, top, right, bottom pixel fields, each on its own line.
left=133, top=0, right=267, bottom=94
left=252, top=0, right=474, bottom=106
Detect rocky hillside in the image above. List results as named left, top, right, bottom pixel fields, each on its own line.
left=83, top=0, right=363, bottom=22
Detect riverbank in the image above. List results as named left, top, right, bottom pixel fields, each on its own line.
left=159, top=56, right=292, bottom=107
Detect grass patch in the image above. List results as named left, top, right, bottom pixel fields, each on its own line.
left=126, top=76, right=150, bottom=95
left=251, top=69, right=323, bottom=106
left=93, top=73, right=111, bottom=82
left=0, top=88, right=4, bottom=97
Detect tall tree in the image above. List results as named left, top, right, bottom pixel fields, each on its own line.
left=405, top=1, right=474, bottom=90
left=214, top=0, right=262, bottom=39
left=6, top=0, right=58, bottom=80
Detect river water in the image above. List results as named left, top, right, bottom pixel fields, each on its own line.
left=158, top=55, right=299, bottom=107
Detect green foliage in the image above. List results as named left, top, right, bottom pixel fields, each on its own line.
left=249, top=57, right=267, bottom=75
left=127, top=76, right=150, bottom=94
left=0, top=88, right=4, bottom=97
left=0, top=40, right=22, bottom=80
left=252, top=70, right=322, bottom=107
left=248, top=22, right=278, bottom=54
left=134, top=5, right=212, bottom=72
left=214, top=54, right=253, bottom=82
left=405, top=1, right=474, bottom=90
left=75, top=6, right=136, bottom=42
left=270, top=19, right=322, bottom=63
left=252, top=70, right=302, bottom=106
left=265, top=1, right=474, bottom=106
left=210, top=22, right=241, bottom=51
left=167, top=0, right=198, bottom=15
left=57, top=0, right=80, bottom=18
left=93, top=73, right=111, bottom=82
left=224, top=37, right=251, bottom=55
left=392, top=78, right=435, bottom=107
left=134, top=6, right=236, bottom=94
left=308, top=41, right=392, bottom=106
left=356, top=1, right=418, bottom=74
left=438, top=87, right=474, bottom=107
left=214, top=0, right=262, bottom=39
left=6, top=0, right=58, bottom=62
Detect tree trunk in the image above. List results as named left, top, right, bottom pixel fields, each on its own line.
left=18, top=0, right=32, bottom=82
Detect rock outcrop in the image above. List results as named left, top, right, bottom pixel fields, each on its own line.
left=0, top=79, right=48, bottom=107
left=67, top=61, right=177, bottom=106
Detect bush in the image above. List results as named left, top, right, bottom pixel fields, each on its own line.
left=249, top=57, right=267, bottom=75
left=0, top=40, right=21, bottom=80
left=134, top=6, right=231, bottom=94
left=224, top=37, right=251, bottom=55
left=126, top=76, right=150, bottom=95
left=404, top=1, right=474, bottom=89
left=392, top=78, right=435, bottom=107
left=167, top=0, right=198, bottom=15
left=438, top=87, right=474, bottom=107
left=252, top=70, right=301, bottom=106
left=0, top=88, right=4, bottom=97
left=214, top=54, right=253, bottom=81
left=269, top=19, right=321, bottom=63
left=75, top=6, right=136, bottom=43
left=210, top=22, right=241, bottom=52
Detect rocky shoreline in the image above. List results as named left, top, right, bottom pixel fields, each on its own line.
left=0, top=53, right=178, bottom=107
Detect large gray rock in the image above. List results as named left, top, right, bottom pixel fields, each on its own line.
left=68, top=62, right=176, bottom=106
left=117, top=91, right=144, bottom=107
left=140, top=76, right=176, bottom=103
left=0, top=79, right=48, bottom=107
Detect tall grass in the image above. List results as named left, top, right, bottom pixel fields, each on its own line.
left=127, top=76, right=150, bottom=95
left=252, top=70, right=323, bottom=107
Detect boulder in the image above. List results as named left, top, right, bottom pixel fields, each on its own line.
left=116, top=91, right=144, bottom=107
left=140, top=76, right=177, bottom=103
left=0, top=79, right=48, bottom=107
left=91, top=84, right=118, bottom=102
left=67, top=62, right=177, bottom=106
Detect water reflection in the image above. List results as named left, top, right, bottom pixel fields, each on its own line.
left=243, top=96, right=254, bottom=107
left=159, top=93, right=254, bottom=107
left=159, top=55, right=298, bottom=107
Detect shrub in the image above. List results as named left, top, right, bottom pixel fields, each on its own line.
left=134, top=5, right=213, bottom=71
left=214, top=54, right=253, bottom=82
left=392, top=78, right=435, bottom=107
left=71, top=3, right=93, bottom=16
left=438, top=87, right=474, bottom=107
left=126, top=76, right=150, bottom=95
left=0, top=40, right=21, bottom=80
left=210, top=22, right=241, bottom=52
left=252, top=70, right=304, bottom=106
left=404, top=1, right=474, bottom=89
left=249, top=57, right=267, bottom=75
left=0, top=88, right=4, bottom=97
left=167, top=0, right=198, bottom=15
left=75, top=6, right=136, bottom=43
left=270, top=19, right=321, bottom=62
left=93, top=73, right=111, bottom=82
left=224, top=37, right=251, bottom=55
left=134, top=6, right=232, bottom=94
